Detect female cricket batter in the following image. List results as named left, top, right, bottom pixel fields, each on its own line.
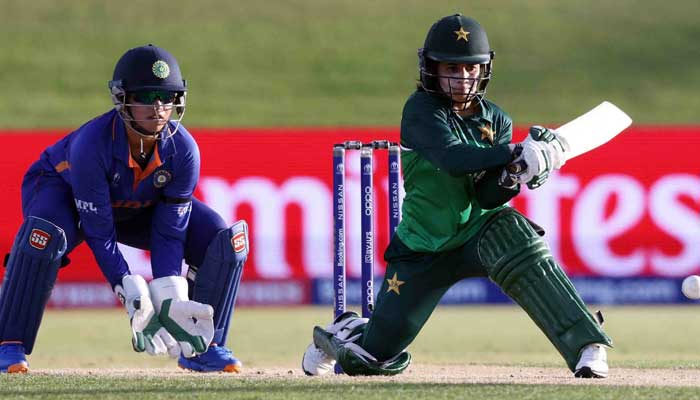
left=303, top=14, right=612, bottom=378
left=0, top=45, right=247, bottom=373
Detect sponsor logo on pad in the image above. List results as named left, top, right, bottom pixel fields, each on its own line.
left=29, top=229, right=50, bottom=250
left=232, top=232, right=247, bottom=253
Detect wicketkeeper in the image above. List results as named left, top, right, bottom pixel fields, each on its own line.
left=303, top=14, right=612, bottom=378
left=0, top=45, right=248, bottom=373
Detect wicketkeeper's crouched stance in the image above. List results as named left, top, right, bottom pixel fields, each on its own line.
left=303, top=14, right=612, bottom=378
left=0, top=45, right=248, bottom=373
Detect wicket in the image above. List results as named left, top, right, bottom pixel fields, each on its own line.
left=332, top=140, right=401, bottom=321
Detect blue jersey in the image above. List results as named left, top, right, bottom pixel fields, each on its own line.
left=34, top=109, right=200, bottom=285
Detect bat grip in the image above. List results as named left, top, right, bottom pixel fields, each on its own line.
left=506, top=159, right=527, bottom=174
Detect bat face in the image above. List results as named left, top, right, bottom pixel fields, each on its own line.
left=554, top=101, right=633, bottom=161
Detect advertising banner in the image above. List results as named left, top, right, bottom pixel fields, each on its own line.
left=0, top=126, right=697, bottom=305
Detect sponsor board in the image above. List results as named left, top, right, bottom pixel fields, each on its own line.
left=0, top=127, right=697, bottom=308
left=312, top=277, right=696, bottom=306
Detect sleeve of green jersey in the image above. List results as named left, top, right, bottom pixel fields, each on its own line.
left=400, top=92, right=513, bottom=176
left=474, top=110, right=520, bottom=209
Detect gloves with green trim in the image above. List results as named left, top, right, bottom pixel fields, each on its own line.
left=114, top=274, right=179, bottom=356
left=149, top=276, right=215, bottom=358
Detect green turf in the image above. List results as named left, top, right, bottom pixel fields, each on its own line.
left=25, top=305, right=700, bottom=368
left=1, top=0, right=698, bottom=128
left=2, top=377, right=700, bottom=400
left=29, top=306, right=700, bottom=370
left=2, top=306, right=697, bottom=399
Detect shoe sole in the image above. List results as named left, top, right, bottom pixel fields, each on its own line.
left=2, top=362, right=29, bottom=374
left=178, top=363, right=242, bottom=373
left=574, top=367, right=607, bottom=378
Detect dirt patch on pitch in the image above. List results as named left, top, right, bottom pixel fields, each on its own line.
left=33, top=364, right=700, bottom=387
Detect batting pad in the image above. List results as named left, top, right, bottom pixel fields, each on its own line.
left=191, top=220, right=248, bottom=346
left=0, top=217, right=67, bottom=354
left=478, top=210, right=612, bottom=371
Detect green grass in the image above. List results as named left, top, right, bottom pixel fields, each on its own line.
left=3, top=378, right=700, bottom=400
left=1, top=306, right=697, bottom=399
left=0, top=0, right=699, bottom=128
left=29, top=306, right=700, bottom=369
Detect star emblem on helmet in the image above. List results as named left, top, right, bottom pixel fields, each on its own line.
left=454, top=27, right=470, bottom=42
left=152, top=60, right=170, bottom=79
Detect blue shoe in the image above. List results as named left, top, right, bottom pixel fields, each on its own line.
left=178, top=345, right=242, bottom=373
left=0, top=343, right=28, bottom=373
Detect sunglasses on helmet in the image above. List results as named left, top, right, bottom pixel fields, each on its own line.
left=131, top=90, right=178, bottom=104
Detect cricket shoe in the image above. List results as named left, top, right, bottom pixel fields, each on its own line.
left=302, top=312, right=369, bottom=376
left=178, top=345, right=242, bottom=373
left=302, top=343, right=335, bottom=376
left=574, top=343, right=608, bottom=378
left=0, top=343, right=28, bottom=373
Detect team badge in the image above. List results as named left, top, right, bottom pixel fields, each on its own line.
left=479, top=123, right=495, bottom=145
left=232, top=232, right=247, bottom=253
left=153, top=170, right=172, bottom=188
left=29, top=229, right=50, bottom=250
left=454, top=27, right=470, bottom=42
left=386, top=272, right=405, bottom=295
left=152, top=60, right=170, bottom=79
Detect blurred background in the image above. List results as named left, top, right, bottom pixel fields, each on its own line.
left=0, top=1, right=699, bottom=307
left=1, top=0, right=699, bottom=128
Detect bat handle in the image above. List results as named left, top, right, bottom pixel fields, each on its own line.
left=506, top=160, right=527, bottom=174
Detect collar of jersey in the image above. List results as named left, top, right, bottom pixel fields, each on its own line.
left=111, top=110, right=177, bottom=164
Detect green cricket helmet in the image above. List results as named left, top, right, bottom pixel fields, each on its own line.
left=418, top=14, right=494, bottom=103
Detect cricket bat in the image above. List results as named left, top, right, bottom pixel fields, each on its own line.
left=553, top=101, right=633, bottom=161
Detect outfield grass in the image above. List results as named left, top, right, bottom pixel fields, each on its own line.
left=1, top=306, right=698, bottom=399
left=1, top=0, right=698, bottom=128
left=4, top=377, right=700, bottom=400
left=26, top=306, right=700, bottom=370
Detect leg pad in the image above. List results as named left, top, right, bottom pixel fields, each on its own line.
left=190, top=220, right=248, bottom=346
left=478, top=210, right=612, bottom=371
left=0, top=217, right=67, bottom=354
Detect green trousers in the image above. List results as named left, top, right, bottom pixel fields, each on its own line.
left=361, top=221, right=488, bottom=360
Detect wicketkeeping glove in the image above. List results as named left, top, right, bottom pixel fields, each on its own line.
left=114, top=274, right=179, bottom=356
left=149, top=276, right=215, bottom=358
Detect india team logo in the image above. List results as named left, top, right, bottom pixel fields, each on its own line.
left=152, top=60, right=170, bottom=79
left=29, top=229, right=50, bottom=250
left=232, top=232, right=247, bottom=253
left=153, top=170, right=172, bottom=188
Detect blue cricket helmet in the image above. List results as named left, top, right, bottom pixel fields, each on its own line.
left=108, top=44, right=187, bottom=140
left=109, top=44, right=187, bottom=92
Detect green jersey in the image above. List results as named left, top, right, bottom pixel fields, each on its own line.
left=396, top=90, right=519, bottom=252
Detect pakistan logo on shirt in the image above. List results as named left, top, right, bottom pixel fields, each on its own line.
left=479, top=122, right=495, bottom=145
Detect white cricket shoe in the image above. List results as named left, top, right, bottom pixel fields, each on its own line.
left=302, top=343, right=336, bottom=376
left=574, top=343, right=608, bottom=378
left=301, top=312, right=369, bottom=376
